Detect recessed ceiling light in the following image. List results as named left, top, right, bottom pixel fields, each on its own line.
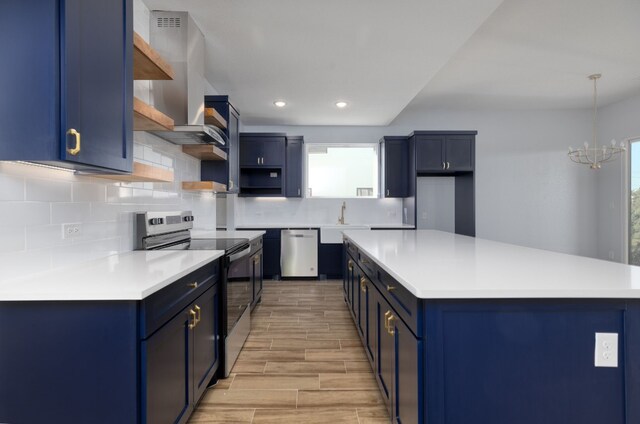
left=335, top=101, right=348, bottom=108
left=274, top=100, right=287, bottom=108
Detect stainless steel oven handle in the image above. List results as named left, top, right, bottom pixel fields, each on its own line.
left=228, top=246, right=251, bottom=262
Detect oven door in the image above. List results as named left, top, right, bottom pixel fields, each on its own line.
left=225, top=245, right=252, bottom=334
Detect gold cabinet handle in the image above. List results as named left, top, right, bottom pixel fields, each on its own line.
left=348, top=260, right=353, bottom=271
left=188, top=309, right=197, bottom=329
left=194, top=305, right=201, bottom=324
left=384, top=310, right=392, bottom=330
left=387, top=315, right=396, bottom=335
left=386, top=285, right=396, bottom=292
left=188, top=282, right=198, bottom=289
left=362, top=258, right=370, bottom=265
left=66, top=128, right=81, bottom=156
left=360, top=276, right=367, bottom=292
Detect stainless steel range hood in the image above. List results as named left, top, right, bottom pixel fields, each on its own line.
left=148, top=11, right=225, bottom=145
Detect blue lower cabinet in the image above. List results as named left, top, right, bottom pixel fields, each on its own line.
left=391, top=310, right=421, bottom=424
left=193, top=284, right=221, bottom=402
left=0, top=261, right=221, bottom=424
left=319, top=243, right=344, bottom=279
left=364, top=278, right=376, bottom=364
left=143, top=307, right=193, bottom=424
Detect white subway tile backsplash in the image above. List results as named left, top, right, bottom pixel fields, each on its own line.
left=73, top=181, right=107, bottom=202
left=25, top=178, right=72, bottom=202
left=51, top=202, right=92, bottom=225
left=25, top=224, right=72, bottom=250
left=0, top=202, right=51, bottom=226
left=0, top=131, right=216, bottom=283
left=0, top=174, right=25, bottom=201
left=0, top=225, right=26, bottom=253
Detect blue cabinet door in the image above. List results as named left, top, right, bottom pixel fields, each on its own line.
left=285, top=137, right=303, bottom=197
left=227, top=108, right=240, bottom=190
left=143, top=307, right=192, bottom=424
left=365, top=279, right=376, bottom=364
left=192, top=285, right=220, bottom=403
left=416, top=135, right=446, bottom=172
left=382, top=137, right=409, bottom=198
left=240, top=138, right=263, bottom=166
left=445, top=135, right=474, bottom=171
left=0, top=0, right=133, bottom=172
left=202, top=96, right=240, bottom=192
left=62, top=0, right=133, bottom=171
left=356, top=272, right=366, bottom=338
left=261, top=138, right=285, bottom=166
left=375, top=290, right=393, bottom=410
left=391, top=313, right=421, bottom=424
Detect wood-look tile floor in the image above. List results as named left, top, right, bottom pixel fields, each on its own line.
left=189, top=280, right=390, bottom=424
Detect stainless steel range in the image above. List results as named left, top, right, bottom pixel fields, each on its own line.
left=136, top=211, right=252, bottom=377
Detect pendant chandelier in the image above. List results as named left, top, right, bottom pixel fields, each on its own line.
left=568, top=74, right=625, bottom=169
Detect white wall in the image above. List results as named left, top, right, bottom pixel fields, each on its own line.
left=596, top=92, right=640, bottom=262
left=245, top=106, right=599, bottom=257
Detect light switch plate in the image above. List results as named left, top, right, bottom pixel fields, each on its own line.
left=595, top=332, right=618, bottom=367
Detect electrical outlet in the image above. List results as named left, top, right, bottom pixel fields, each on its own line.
left=595, top=332, right=618, bottom=367
left=62, top=223, right=82, bottom=239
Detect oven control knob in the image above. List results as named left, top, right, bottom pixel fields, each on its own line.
left=184, top=216, right=194, bottom=222
left=149, top=218, right=164, bottom=225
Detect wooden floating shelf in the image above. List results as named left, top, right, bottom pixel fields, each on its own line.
left=181, top=145, right=228, bottom=161
left=182, top=181, right=227, bottom=192
left=134, top=97, right=174, bottom=131
left=133, top=32, right=175, bottom=80
left=204, top=107, right=227, bottom=130
left=94, top=161, right=174, bottom=183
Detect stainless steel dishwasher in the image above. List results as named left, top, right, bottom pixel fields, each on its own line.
left=281, top=229, right=318, bottom=277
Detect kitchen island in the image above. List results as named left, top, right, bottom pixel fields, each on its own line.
left=343, top=230, right=640, bottom=424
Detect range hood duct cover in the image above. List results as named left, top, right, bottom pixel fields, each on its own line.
left=148, top=11, right=224, bottom=145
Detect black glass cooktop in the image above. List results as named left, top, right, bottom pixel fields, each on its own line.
left=191, top=238, right=249, bottom=253
left=162, top=238, right=249, bottom=253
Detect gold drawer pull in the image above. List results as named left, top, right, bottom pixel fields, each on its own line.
left=348, top=259, right=354, bottom=271
left=66, top=128, right=81, bottom=156
left=386, top=315, right=396, bottom=335
left=360, top=276, right=367, bottom=292
left=188, top=309, right=197, bottom=329
left=194, top=305, right=201, bottom=324
left=188, top=282, right=198, bottom=289
left=386, top=285, right=396, bottom=292
left=384, top=310, right=391, bottom=330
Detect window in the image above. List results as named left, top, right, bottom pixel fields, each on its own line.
left=306, top=144, right=379, bottom=198
left=630, top=139, right=640, bottom=264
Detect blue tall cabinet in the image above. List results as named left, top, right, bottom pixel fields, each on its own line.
left=0, top=0, right=133, bottom=172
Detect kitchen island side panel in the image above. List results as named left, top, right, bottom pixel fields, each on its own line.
left=0, top=301, right=139, bottom=424
left=424, top=300, right=639, bottom=424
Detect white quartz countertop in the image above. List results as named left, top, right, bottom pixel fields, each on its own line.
left=0, top=250, right=224, bottom=301
left=192, top=229, right=265, bottom=241
left=235, top=224, right=415, bottom=229
left=343, top=230, right=640, bottom=299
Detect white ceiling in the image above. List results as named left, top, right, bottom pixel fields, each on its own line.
left=408, top=0, right=640, bottom=111
left=144, top=0, right=504, bottom=125
left=144, top=0, right=640, bottom=125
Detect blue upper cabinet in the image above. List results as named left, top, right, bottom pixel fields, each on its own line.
left=0, top=0, right=133, bottom=173
left=380, top=136, right=410, bottom=198
left=414, top=131, right=476, bottom=174
left=202, top=96, right=240, bottom=192
left=240, top=134, right=286, bottom=167
left=285, top=136, right=303, bottom=197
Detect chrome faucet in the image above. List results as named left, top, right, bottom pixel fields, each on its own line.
left=338, top=201, right=346, bottom=225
